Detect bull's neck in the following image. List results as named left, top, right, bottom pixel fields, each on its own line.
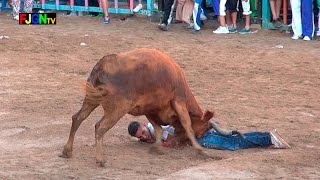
left=186, top=88, right=203, bottom=118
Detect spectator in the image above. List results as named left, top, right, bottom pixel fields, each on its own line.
left=192, top=0, right=207, bottom=32
left=101, top=0, right=110, bottom=24
left=212, top=0, right=229, bottom=34
left=225, top=0, right=252, bottom=34
left=133, top=0, right=143, bottom=13
left=175, top=0, right=194, bottom=25
left=158, top=0, right=175, bottom=31
left=67, top=0, right=84, bottom=16
left=269, top=0, right=282, bottom=28
left=239, top=0, right=252, bottom=34
left=290, top=0, right=314, bottom=40
left=12, top=0, right=34, bottom=20
left=317, top=0, right=320, bottom=36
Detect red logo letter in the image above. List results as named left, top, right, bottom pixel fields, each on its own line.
left=19, top=14, right=27, bottom=24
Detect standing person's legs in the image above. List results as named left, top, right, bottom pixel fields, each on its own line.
left=213, top=0, right=229, bottom=33
left=12, top=0, right=21, bottom=20
left=318, top=0, right=320, bottom=36
left=226, top=0, right=238, bottom=31
left=133, top=0, right=143, bottom=13
left=269, top=0, right=277, bottom=20
left=269, top=0, right=282, bottom=27
left=176, top=0, right=185, bottom=22
left=23, top=0, right=33, bottom=13
left=301, top=0, right=314, bottom=40
left=101, top=0, right=109, bottom=23
left=182, top=0, right=193, bottom=24
left=159, top=0, right=175, bottom=30
left=275, top=0, right=282, bottom=19
left=192, top=0, right=203, bottom=30
left=290, top=0, right=302, bottom=39
left=239, top=0, right=251, bottom=34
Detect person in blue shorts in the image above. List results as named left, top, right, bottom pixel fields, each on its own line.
left=128, top=121, right=291, bottom=150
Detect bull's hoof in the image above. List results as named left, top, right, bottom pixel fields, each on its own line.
left=96, top=160, right=106, bottom=167
left=59, top=149, right=72, bottom=158
left=148, top=146, right=165, bottom=155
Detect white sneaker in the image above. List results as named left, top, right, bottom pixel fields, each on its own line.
left=213, top=26, right=229, bottom=34
left=13, top=15, right=19, bottom=21
left=77, top=11, right=83, bottom=16
left=317, top=31, right=320, bottom=37
left=200, top=13, right=207, bottom=20
left=133, top=4, right=143, bottom=13
left=291, top=34, right=302, bottom=40
left=303, top=36, right=311, bottom=41
left=270, top=129, right=291, bottom=149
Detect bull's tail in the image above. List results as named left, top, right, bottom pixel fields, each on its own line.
left=84, top=82, right=104, bottom=104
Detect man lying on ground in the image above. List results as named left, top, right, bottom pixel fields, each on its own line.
left=128, top=121, right=291, bottom=150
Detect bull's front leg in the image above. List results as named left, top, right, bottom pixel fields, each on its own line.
left=146, top=116, right=165, bottom=155
left=171, top=100, right=211, bottom=158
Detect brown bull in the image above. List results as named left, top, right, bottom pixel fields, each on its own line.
left=60, top=48, right=216, bottom=166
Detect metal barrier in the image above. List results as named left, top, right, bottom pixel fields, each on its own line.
left=1, top=0, right=155, bottom=16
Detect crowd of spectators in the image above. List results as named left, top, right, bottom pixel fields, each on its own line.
left=6, top=0, right=320, bottom=40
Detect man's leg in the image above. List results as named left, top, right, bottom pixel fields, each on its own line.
left=213, top=0, right=229, bottom=33
left=301, top=0, right=314, bottom=40
left=290, top=0, right=302, bottom=39
left=101, top=0, right=110, bottom=23
left=192, top=0, right=203, bottom=31
left=239, top=0, right=251, bottom=34
left=197, top=130, right=273, bottom=151
left=269, top=0, right=277, bottom=20
left=159, top=0, right=175, bottom=30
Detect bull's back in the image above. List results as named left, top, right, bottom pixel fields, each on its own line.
left=88, top=48, right=186, bottom=98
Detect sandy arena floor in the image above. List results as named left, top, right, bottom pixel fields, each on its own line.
left=0, top=12, right=319, bottom=179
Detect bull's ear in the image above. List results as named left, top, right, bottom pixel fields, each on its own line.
left=201, top=110, right=214, bottom=122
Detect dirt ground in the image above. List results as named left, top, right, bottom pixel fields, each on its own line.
left=0, top=12, right=319, bottom=179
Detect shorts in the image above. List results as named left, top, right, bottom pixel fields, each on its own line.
left=226, top=0, right=239, bottom=13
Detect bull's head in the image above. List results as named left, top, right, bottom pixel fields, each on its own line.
left=192, top=110, right=214, bottom=138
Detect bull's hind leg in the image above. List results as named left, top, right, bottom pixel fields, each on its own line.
left=60, top=99, right=99, bottom=158
left=94, top=100, right=130, bottom=167
left=171, top=100, right=205, bottom=153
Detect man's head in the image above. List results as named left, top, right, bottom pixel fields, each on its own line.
left=128, top=121, right=154, bottom=143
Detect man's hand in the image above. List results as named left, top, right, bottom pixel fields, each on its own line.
left=162, top=141, right=171, bottom=147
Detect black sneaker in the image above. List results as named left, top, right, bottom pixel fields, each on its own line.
left=274, top=18, right=283, bottom=28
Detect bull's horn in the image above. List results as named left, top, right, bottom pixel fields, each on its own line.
left=210, top=122, right=245, bottom=139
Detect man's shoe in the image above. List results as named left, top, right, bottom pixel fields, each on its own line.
left=303, top=36, right=311, bottom=41
left=213, top=26, right=229, bottom=34
left=274, top=18, right=282, bottom=28
left=239, top=28, right=251, bottom=34
left=291, top=34, right=302, bottom=40
left=270, top=129, right=291, bottom=149
left=13, top=15, right=19, bottom=21
left=158, top=23, right=168, bottom=31
left=229, top=27, right=237, bottom=33
left=103, top=17, right=110, bottom=24
left=133, top=4, right=143, bottom=13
